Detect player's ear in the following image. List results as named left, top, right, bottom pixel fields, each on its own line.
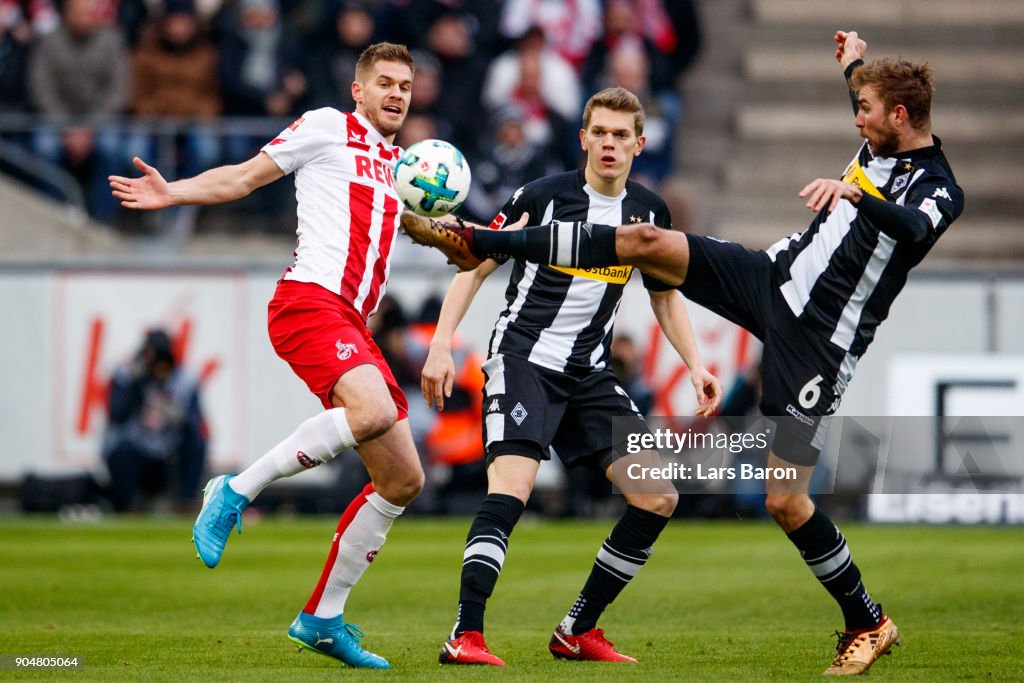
left=891, top=103, right=908, bottom=126
left=634, top=135, right=646, bottom=156
left=351, top=80, right=364, bottom=106
left=579, top=128, right=586, bottom=150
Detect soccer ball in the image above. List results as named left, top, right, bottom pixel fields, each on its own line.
left=393, top=139, right=471, bottom=217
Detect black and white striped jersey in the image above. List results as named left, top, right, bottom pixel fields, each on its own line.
left=486, top=169, right=671, bottom=375
left=765, top=136, right=964, bottom=357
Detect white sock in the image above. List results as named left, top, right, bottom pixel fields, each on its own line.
left=229, top=408, right=356, bottom=500
left=305, top=485, right=405, bottom=618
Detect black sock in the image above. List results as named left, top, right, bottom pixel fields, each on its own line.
left=786, top=509, right=882, bottom=631
left=452, top=493, right=525, bottom=636
left=564, top=505, right=670, bottom=635
left=473, top=221, right=621, bottom=268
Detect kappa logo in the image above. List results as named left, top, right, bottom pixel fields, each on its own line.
left=510, top=402, right=528, bottom=425
left=553, top=630, right=581, bottom=655
left=932, top=187, right=952, bottom=201
left=336, top=341, right=358, bottom=360
left=785, top=404, right=815, bottom=426
left=487, top=398, right=501, bottom=413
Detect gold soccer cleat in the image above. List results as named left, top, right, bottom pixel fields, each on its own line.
left=399, top=211, right=483, bottom=271
left=824, top=614, right=899, bottom=676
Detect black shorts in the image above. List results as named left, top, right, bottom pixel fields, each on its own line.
left=481, top=354, right=650, bottom=471
left=679, top=234, right=856, bottom=466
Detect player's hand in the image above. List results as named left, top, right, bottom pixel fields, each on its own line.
left=421, top=343, right=456, bottom=411
left=799, top=178, right=864, bottom=213
left=500, top=212, right=530, bottom=231
left=109, top=157, right=172, bottom=210
left=690, top=366, right=723, bottom=417
left=834, top=30, right=867, bottom=68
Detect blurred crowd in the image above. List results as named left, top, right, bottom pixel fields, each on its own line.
left=0, top=0, right=701, bottom=231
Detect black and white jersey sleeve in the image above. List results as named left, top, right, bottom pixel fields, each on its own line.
left=486, top=169, right=672, bottom=375
left=765, top=137, right=964, bottom=357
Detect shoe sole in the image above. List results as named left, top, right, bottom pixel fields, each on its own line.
left=288, top=634, right=389, bottom=669
left=550, top=648, right=636, bottom=663
left=438, top=652, right=503, bottom=666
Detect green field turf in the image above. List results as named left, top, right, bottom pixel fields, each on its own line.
left=1, top=515, right=1021, bottom=681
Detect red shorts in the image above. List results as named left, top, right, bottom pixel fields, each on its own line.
left=267, top=280, right=408, bottom=417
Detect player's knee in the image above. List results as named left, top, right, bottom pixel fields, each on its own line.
left=764, top=493, right=807, bottom=529
left=349, top=397, right=398, bottom=441
left=629, top=490, right=678, bottom=517
left=375, top=466, right=424, bottom=506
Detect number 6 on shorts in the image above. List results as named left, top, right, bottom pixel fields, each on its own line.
left=799, top=374, right=823, bottom=409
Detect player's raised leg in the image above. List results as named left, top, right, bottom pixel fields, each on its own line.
left=400, top=211, right=691, bottom=285
left=763, top=451, right=898, bottom=675
left=549, top=451, right=677, bottom=663
left=439, top=455, right=537, bottom=666
left=192, top=364, right=394, bottom=568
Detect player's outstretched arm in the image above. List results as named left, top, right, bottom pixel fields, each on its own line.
left=647, top=289, right=723, bottom=416
left=422, top=258, right=501, bottom=411
left=834, top=30, right=867, bottom=69
left=109, top=152, right=284, bottom=210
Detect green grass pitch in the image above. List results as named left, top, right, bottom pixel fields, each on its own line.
left=1, top=516, right=1021, bottom=681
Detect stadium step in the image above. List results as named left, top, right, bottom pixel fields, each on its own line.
left=751, top=0, right=1024, bottom=27
left=736, top=106, right=1024, bottom=144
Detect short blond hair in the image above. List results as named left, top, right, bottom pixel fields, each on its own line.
left=850, top=57, right=934, bottom=131
left=582, top=87, right=645, bottom=137
left=355, top=42, right=415, bottom=82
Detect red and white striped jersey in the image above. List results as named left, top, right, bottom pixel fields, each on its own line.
left=262, top=108, right=403, bottom=321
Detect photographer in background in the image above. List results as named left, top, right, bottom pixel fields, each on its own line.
left=102, top=329, right=207, bottom=513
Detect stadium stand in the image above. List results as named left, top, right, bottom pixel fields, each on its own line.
left=676, top=0, right=1024, bottom=259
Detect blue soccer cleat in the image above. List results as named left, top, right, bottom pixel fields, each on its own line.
left=192, top=475, right=249, bottom=568
left=287, top=612, right=390, bottom=669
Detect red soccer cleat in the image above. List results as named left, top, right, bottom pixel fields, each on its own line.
left=548, top=625, right=637, bottom=662
left=438, top=630, right=506, bottom=666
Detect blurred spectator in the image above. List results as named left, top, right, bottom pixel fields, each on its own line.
left=216, top=0, right=309, bottom=158
left=1, top=0, right=57, bottom=113
left=482, top=24, right=579, bottom=170
left=660, top=176, right=697, bottom=232
left=28, top=0, right=131, bottom=220
left=462, top=102, right=546, bottom=224
left=393, top=110, right=437, bottom=150
left=306, top=0, right=376, bottom=110
left=407, top=295, right=487, bottom=513
left=401, top=49, right=455, bottom=145
left=499, top=0, right=601, bottom=71
left=661, top=0, right=703, bottom=89
left=130, top=0, right=222, bottom=179
left=413, top=7, right=492, bottom=155
left=102, top=329, right=208, bottom=513
left=604, top=43, right=676, bottom=185
left=610, top=333, right=654, bottom=417
left=582, top=0, right=671, bottom=96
